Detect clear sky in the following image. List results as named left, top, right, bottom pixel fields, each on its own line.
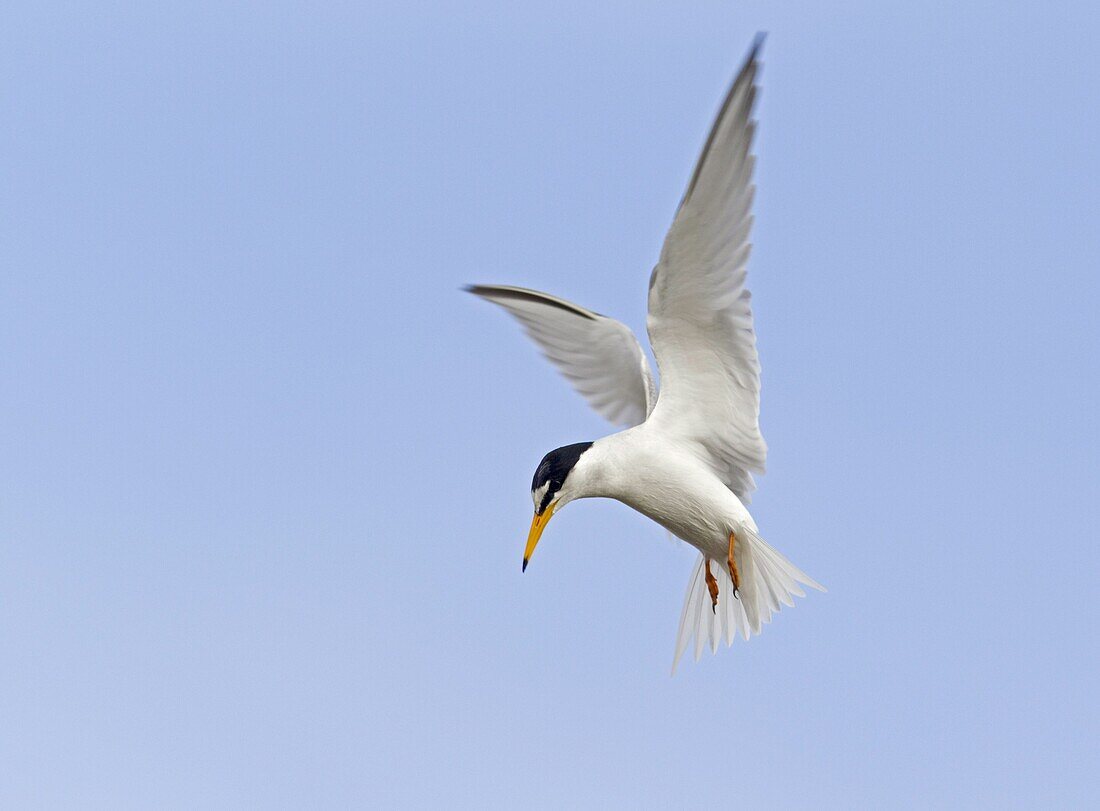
left=2, top=1, right=1098, bottom=807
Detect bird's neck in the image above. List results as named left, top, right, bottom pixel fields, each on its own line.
left=566, top=432, right=636, bottom=502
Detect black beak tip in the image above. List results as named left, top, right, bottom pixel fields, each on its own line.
left=522, top=557, right=529, bottom=573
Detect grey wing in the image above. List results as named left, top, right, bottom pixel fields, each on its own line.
left=467, top=285, right=656, bottom=427
left=645, top=36, right=767, bottom=502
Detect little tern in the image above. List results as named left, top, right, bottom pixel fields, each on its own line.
left=468, top=36, right=824, bottom=670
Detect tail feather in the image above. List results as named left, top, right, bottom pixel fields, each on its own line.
left=671, top=527, right=824, bottom=673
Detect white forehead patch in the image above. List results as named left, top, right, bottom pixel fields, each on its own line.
left=531, top=482, right=550, bottom=510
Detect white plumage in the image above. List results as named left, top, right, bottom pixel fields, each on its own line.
left=468, top=36, right=823, bottom=671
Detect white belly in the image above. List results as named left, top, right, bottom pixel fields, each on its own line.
left=588, top=427, right=757, bottom=560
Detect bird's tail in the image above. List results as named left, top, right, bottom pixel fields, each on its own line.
left=672, top=527, right=825, bottom=673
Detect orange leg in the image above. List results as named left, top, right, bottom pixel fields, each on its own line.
left=727, top=531, right=741, bottom=598
left=704, top=559, right=719, bottom=614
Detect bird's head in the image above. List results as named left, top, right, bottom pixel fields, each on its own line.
left=524, top=441, right=594, bottom=572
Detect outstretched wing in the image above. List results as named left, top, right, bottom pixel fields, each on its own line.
left=467, top=285, right=656, bottom=427
left=645, top=36, right=767, bottom=502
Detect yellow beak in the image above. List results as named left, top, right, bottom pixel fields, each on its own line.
left=523, top=502, right=556, bottom=572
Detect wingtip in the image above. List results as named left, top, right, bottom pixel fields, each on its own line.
left=745, top=33, right=766, bottom=70
left=464, top=284, right=496, bottom=301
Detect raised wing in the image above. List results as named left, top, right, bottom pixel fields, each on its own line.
left=467, top=285, right=656, bottom=427
left=645, top=36, right=767, bottom=502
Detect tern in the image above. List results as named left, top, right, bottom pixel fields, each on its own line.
left=468, top=36, right=824, bottom=670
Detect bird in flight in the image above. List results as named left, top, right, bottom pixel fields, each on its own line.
left=467, top=36, right=823, bottom=670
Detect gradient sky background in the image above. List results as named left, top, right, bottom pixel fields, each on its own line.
left=2, top=2, right=1099, bottom=807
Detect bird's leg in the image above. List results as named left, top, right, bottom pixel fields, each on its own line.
left=705, top=559, right=719, bottom=613
left=727, top=531, right=741, bottom=598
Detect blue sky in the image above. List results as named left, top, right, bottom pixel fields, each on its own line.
left=2, top=1, right=1098, bottom=807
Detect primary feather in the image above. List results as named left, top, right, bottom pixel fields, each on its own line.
left=465, top=285, right=656, bottom=426
left=646, top=34, right=767, bottom=504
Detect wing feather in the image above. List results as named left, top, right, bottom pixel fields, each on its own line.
left=467, top=285, right=656, bottom=427
left=645, top=36, right=768, bottom=502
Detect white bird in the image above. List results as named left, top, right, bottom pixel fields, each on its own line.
left=467, top=36, right=823, bottom=670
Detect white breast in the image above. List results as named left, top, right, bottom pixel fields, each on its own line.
left=574, top=425, right=757, bottom=559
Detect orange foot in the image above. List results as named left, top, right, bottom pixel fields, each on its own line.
left=705, top=559, right=719, bottom=614
left=727, top=531, right=741, bottom=598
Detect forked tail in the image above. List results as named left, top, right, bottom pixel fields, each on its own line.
left=672, top=527, right=825, bottom=672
